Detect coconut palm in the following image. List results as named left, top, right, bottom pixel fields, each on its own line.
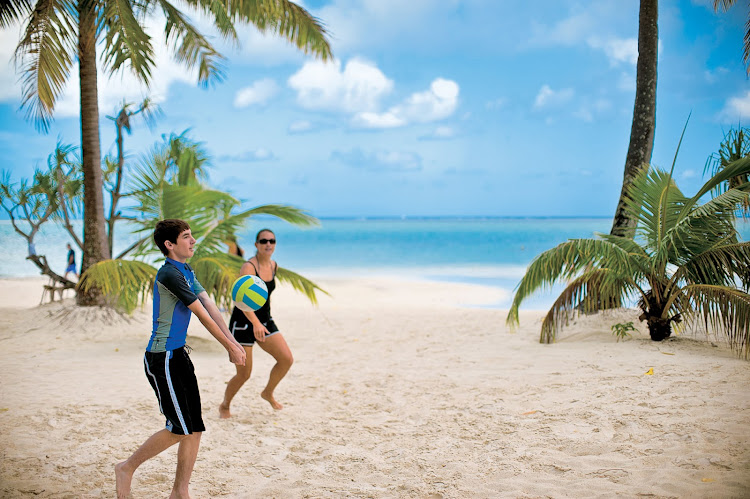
left=611, top=0, right=658, bottom=238
left=507, top=156, right=750, bottom=359
left=2, top=0, right=332, bottom=305
left=79, top=135, right=327, bottom=312
left=713, top=1, right=750, bottom=74
left=705, top=126, right=750, bottom=216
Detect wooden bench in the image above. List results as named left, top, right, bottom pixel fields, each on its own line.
left=40, top=283, right=66, bottom=304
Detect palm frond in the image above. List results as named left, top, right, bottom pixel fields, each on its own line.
left=190, top=252, right=244, bottom=309
left=1, top=0, right=33, bottom=28
left=676, top=242, right=750, bottom=289
left=538, top=269, right=639, bottom=343
left=78, top=259, right=157, bottom=313
left=101, top=0, right=155, bottom=82
left=506, top=237, right=645, bottom=327
left=158, top=0, right=226, bottom=85
left=240, top=204, right=320, bottom=227
left=276, top=265, right=328, bottom=305
left=200, top=0, right=332, bottom=61
left=688, top=155, right=750, bottom=211
left=623, top=167, right=685, bottom=255
left=14, top=0, right=78, bottom=132
left=193, top=210, right=251, bottom=259
left=683, top=284, right=750, bottom=359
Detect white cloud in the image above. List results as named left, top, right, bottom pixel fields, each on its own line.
left=0, top=26, right=23, bottom=102
left=531, top=11, right=595, bottom=46
left=574, top=98, right=612, bottom=122
left=288, top=120, right=312, bottom=133
left=353, top=78, right=460, bottom=129
left=352, top=111, right=405, bottom=128
left=588, top=37, right=638, bottom=66
left=533, top=85, right=574, bottom=110
left=288, top=58, right=459, bottom=129
left=719, top=90, right=750, bottom=122
left=219, top=148, right=276, bottom=162
left=288, top=58, right=393, bottom=113
left=485, top=98, right=506, bottom=110
left=331, top=147, right=422, bottom=171
left=234, top=78, right=279, bottom=108
left=419, top=126, right=457, bottom=141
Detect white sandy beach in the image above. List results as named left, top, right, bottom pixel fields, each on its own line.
left=0, top=275, right=748, bottom=498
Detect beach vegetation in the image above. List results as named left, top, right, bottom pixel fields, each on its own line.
left=507, top=156, right=750, bottom=358
left=77, top=132, right=327, bottom=313
left=611, top=322, right=635, bottom=342
left=2, top=0, right=331, bottom=306
left=0, top=143, right=81, bottom=290
left=704, top=125, right=750, bottom=217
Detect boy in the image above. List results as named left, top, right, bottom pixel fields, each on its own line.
left=116, top=219, right=246, bottom=498
left=64, top=243, right=78, bottom=279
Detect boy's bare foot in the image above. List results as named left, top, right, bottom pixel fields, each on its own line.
left=115, top=461, right=133, bottom=498
left=261, top=390, right=283, bottom=410
left=218, top=403, right=231, bottom=419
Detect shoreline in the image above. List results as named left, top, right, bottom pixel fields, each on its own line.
left=0, top=274, right=748, bottom=497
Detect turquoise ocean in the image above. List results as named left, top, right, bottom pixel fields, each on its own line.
left=4, top=218, right=749, bottom=309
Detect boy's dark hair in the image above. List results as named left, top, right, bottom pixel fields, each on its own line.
left=255, top=228, right=275, bottom=242
left=154, top=219, right=191, bottom=256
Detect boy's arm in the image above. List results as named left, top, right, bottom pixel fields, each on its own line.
left=187, top=298, right=246, bottom=366
left=196, top=291, right=245, bottom=350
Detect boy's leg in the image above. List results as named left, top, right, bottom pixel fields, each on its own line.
left=116, top=429, right=186, bottom=498
left=170, top=432, right=202, bottom=498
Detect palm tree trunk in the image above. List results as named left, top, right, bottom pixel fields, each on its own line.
left=610, top=0, right=658, bottom=238
left=77, top=2, right=110, bottom=306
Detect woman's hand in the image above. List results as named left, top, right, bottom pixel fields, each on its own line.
left=252, top=322, right=269, bottom=342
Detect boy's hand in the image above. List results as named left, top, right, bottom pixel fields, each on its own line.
left=228, top=344, right=246, bottom=366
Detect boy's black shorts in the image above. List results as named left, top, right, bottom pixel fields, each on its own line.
left=143, top=347, right=205, bottom=435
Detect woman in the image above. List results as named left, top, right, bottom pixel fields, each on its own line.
left=219, top=228, right=293, bottom=416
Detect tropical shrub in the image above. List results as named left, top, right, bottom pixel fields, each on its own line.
left=78, top=133, right=327, bottom=312
left=506, top=156, right=750, bottom=358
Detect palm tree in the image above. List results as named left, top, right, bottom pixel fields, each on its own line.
left=507, top=156, right=750, bottom=359
left=79, top=134, right=327, bottom=312
left=611, top=0, right=658, bottom=238
left=713, top=1, right=750, bottom=74
left=705, top=126, right=750, bottom=216
left=104, top=99, right=161, bottom=253
left=2, top=0, right=332, bottom=305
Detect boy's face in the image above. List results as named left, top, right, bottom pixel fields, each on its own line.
left=166, top=229, right=196, bottom=261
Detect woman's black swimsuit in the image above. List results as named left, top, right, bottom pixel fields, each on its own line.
left=229, top=260, right=278, bottom=346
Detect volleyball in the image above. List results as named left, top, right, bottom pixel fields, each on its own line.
left=231, top=275, right=268, bottom=312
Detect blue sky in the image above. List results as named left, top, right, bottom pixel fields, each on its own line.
left=0, top=0, right=748, bottom=218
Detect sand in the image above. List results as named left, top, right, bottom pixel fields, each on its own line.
left=0, top=275, right=748, bottom=498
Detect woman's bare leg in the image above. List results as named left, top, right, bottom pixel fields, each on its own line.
left=219, top=346, right=253, bottom=418
left=257, top=334, right=293, bottom=410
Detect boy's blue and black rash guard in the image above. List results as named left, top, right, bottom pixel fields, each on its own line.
left=147, top=258, right=206, bottom=353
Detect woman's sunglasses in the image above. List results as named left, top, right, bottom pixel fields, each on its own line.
left=258, top=238, right=276, bottom=245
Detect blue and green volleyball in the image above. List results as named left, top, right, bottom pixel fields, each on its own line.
left=231, top=275, right=268, bottom=312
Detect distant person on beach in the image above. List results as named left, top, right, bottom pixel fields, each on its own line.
left=64, top=243, right=78, bottom=279
left=220, top=228, right=293, bottom=416
left=226, top=236, right=245, bottom=258
left=115, top=219, right=246, bottom=499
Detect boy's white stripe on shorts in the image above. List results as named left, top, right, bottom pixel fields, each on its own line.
left=164, top=352, right=188, bottom=434
left=143, top=354, right=164, bottom=415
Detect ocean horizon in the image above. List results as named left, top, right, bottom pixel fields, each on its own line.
left=4, top=216, right=749, bottom=310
